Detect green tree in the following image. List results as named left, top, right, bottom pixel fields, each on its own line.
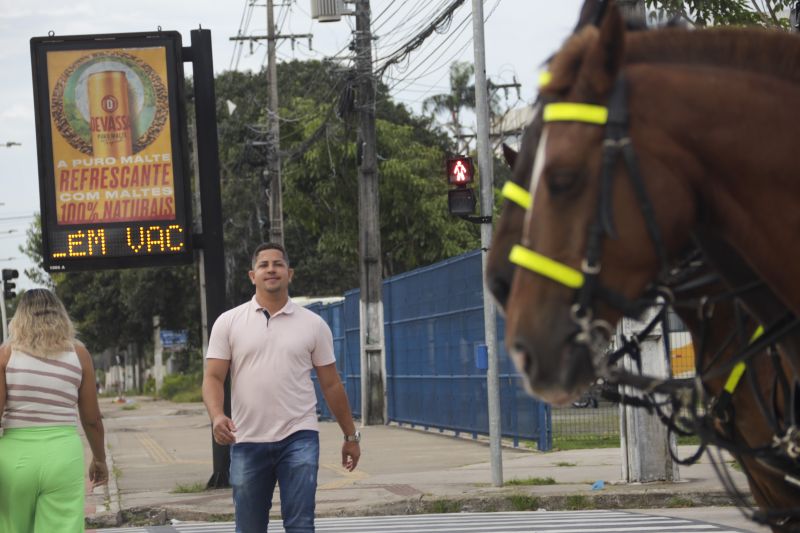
left=647, top=0, right=794, bottom=28
left=215, top=60, right=480, bottom=298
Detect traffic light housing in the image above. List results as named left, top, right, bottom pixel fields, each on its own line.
left=2, top=269, right=18, bottom=300
left=446, top=155, right=476, bottom=216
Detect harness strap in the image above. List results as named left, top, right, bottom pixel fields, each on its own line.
left=724, top=326, right=763, bottom=394
left=501, top=181, right=532, bottom=209
left=509, top=245, right=584, bottom=289
left=543, top=103, right=608, bottom=124
left=704, top=315, right=800, bottom=381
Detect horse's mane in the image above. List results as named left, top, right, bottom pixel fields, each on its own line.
left=545, top=25, right=800, bottom=96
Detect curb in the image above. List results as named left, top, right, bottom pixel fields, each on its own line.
left=85, top=440, right=123, bottom=529
left=88, top=490, right=753, bottom=527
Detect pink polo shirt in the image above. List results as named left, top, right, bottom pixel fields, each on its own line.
left=206, top=296, right=335, bottom=443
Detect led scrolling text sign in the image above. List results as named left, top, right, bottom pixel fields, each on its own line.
left=50, top=224, right=185, bottom=261
left=31, top=32, right=193, bottom=272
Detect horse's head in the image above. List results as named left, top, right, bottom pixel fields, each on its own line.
left=504, top=3, right=695, bottom=404
left=486, top=0, right=612, bottom=312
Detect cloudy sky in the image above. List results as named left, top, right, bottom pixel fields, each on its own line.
left=0, top=0, right=584, bottom=289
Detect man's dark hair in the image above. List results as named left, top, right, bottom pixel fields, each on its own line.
left=251, top=242, right=290, bottom=269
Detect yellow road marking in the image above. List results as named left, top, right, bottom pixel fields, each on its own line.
left=318, top=463, right=369, bottom=489
left=136, top=433, right=174, bottom=464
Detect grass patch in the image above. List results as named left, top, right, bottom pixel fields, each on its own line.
left=429, top=499, right=461, bottom=514
left=171, top=389, right=203, bottom=403
left=666, top=496, right=694, bottom=508
left=173, top=482, right=206, bottom=494
left=160, top=373, right=203, bottom=403
left=506, top=477, right=555, bottom=486
left=564, top=494, right=594, bottom=510
left=509, top=494, right=540, bottom=511
left=552, top=435, right=620, bottom=450
left=554, top=461, right=576, bottom=467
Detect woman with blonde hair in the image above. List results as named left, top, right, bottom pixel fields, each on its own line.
left=0, top=288, right=107, bottom=532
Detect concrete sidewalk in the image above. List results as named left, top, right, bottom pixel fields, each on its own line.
left=83, top=397, right=758, bottom=529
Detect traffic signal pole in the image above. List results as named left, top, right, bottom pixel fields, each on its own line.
left=471, top=0, right=502, bottom=486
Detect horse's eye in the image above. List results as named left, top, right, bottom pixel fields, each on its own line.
left=546, top=169, right=581, bottom=194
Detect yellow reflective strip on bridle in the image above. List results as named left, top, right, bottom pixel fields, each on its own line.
left=501, top=181, right=532, bottom=209
left=543, top=103, right=609, bottom=125
left=750, top=325, right=765, bottom=343
left=509, top=245, right=584, bottom=289
left=723, top=325, right=764, bottom=394
left=537, top=70, right=552, bottom=88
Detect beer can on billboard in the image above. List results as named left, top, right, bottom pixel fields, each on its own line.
left=88, top=71, right=133, bottom=158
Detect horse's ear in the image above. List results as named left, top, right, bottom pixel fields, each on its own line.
left=573, top=0, right=604, bottom=31
left=576, top=1, right=625, bottom=99
left=502, top=143, right=517, bottom=169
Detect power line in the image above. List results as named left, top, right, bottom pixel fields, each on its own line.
left=375, top=0, right=467, bottom=77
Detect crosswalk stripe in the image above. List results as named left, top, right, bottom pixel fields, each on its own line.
left=95, top=510, right=751, bottom=532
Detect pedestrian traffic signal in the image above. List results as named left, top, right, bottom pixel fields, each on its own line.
left=446, top=155, right=476, bottom=216
left=446, top=155, right=474, bottom=185
left=2, top=269, right=18, bottom=300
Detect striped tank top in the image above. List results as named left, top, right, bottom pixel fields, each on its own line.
left=3, top=349, right=82, bottom=428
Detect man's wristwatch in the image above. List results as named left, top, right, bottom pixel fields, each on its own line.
left=344, top=430, right=361, bottom=443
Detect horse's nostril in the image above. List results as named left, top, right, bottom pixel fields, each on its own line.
left=512, top=337, right=535, bottom=375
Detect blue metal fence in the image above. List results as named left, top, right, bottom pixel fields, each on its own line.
left=308, top=250, right=551, bottom=450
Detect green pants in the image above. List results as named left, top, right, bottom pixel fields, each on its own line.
left=0, top=426, right=85, bottom=533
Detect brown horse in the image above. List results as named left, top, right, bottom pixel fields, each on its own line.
left=489, top=4, right=800, bottom=527
left=504, top=3, right=800, bottom=403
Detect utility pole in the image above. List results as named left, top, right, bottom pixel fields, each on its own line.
left=266, top=0, right=283, bottom=246
left=230, top=3, right=311, bottom=246
left=355, top=0, right=386, bottom=425
left=471, top=0, right=502, bottom=486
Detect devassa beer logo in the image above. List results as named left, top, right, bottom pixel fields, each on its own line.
left=51, top=50, right=168, bottom=156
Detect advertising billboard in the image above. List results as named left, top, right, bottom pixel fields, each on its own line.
left=31, top=31, right=193, bottom=271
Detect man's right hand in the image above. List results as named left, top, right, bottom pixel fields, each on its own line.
left=212, top=414, right=237, bottom=445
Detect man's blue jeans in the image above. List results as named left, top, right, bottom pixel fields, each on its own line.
left=230, top=430, right=320, bottom=533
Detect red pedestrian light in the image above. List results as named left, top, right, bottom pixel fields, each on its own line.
left=446, top=156, right=474, bottom=185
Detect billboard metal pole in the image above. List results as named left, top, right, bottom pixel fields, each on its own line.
left=184, top=29, right=230, bottom=488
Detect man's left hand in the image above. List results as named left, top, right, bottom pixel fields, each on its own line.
left=342, top=442, right=360, bottom=471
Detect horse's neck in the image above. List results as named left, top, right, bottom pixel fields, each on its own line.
left=628, top=64, right=800, bottom=319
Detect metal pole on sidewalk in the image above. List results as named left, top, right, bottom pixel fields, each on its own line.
left=471, top=0, right=502, bottom=486
left=186, top=29, right=230, bottom=488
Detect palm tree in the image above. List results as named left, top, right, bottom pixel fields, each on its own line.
left=423, top=62, right=475, bottom=153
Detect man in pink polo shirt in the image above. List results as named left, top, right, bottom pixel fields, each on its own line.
left=202, top=242, right=360, bottom=533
